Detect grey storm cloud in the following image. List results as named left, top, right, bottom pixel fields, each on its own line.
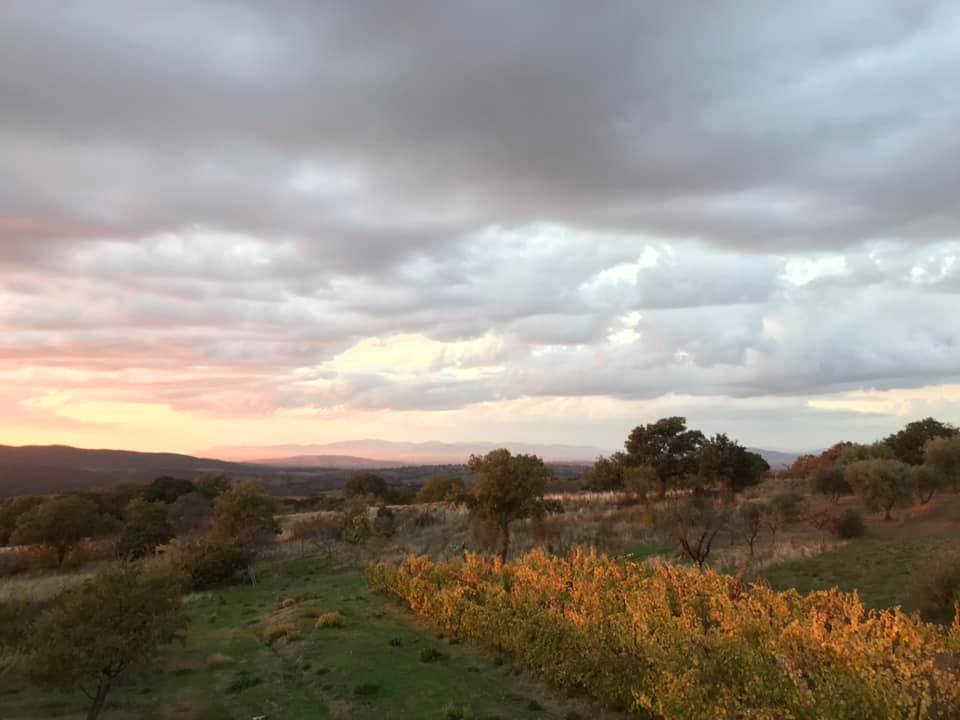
left=2, top=1, right=960, bottom=419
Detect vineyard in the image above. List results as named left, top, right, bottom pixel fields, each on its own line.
left=368, top=549, right=960, bottom=719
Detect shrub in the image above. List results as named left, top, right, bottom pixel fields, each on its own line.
left=263, top=622, right=299, bottom=644
left=372, top=505, right=397, bottom=538
left=910, top=553, right=960, bottom=624
left=341, top=510, right=371, bottom=545
left=314, top=611, right=344, bottom=629
left=176, top=541, right=252, bottom=591
left=832, top=508, right=866, bottom=539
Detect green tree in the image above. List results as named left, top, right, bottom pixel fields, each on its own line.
left=808, top=465, right=852, bottom=502
left=343, top=472, right=388, bottom=500
left=142, top=476, right=196, bottom=504
left=885, top=417, right=958, bottom=465
left=0, top=496, right=44, bottom=546
left=845, top=459, right=916, bottom=520
left=193, top=472, right=231, bottom=500
left=415, top=474, right=466, bottom=503
left=10, top=496, right=117, bottom=566
left=168, top=491, right=213, bottom=537
left=913, top=465, right=941, bottom=505
left=838, top=442, right=895, bottom=465
left=211, top=482, right=279, bottom=547
left=623, top=464, right=658, bottom=504
left=924, top=434, right=960, bottom=492
left=582, top=452, right=629, bottom=491
left=117, top=499, right=173, bottom=559
left=625, top=417, right=705, bottom=499
left=462, top=449, right=556, bottom=563
left=698, top=434, right=769, bottom=495
left=24, top=564, right=187, bottom=720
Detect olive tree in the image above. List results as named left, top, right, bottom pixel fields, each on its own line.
left=845, top=459, right=915, bottom=520
left=925, top=435, right=960, bottom=492
left=25, top=564, right=187, bottom=720
left=462, top=449, right=556, bottom=563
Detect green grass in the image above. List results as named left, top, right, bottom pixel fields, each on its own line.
left=760, top=536, right=957, bottom=611
left=0, top=557, right=575, bottom=720
left=622, top=540, right=675, bottom=563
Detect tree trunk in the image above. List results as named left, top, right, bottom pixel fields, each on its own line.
left=883, top=506, right=893, bottom=521
left=86, top=680, right=111, bottom=720
left=57, top=545, right=67, bottom=568
left=498, top=520, right=510, bottom=564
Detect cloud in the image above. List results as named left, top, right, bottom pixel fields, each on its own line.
left=2, top=2, right=960, bottom=449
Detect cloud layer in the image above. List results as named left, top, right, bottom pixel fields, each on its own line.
left=2, top=2, right=959, bottom=451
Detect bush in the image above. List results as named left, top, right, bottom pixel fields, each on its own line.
left=910, top=553, right=960, bottom=624
left=341, top=510, right=371, bottom=545
left=263, top=622, right=299, bottom=644
left=372, top=505, right=397, bottom=538
left=314, top=611, right=344, bottom=629
left=176, top=541, right=252, bottom=591
left=832, top=508, right=866, bottom=539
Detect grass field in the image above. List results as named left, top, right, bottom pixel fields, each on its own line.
left=760, top=536, right=956, bottom=610
left=761, top=493, right=960, bottom=611
left=0, top=557, right=592, bottom=720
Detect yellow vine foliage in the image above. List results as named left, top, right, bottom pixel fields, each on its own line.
left=367, top=549, right=960, bottom=719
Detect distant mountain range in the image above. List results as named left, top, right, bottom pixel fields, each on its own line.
left=0, top=441, right=800, bottom=498
left=208, top=439, right=608, bottom=466
left=209, top=439, right=800, bottom=470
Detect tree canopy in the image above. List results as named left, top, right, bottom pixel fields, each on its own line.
left=698, top=433, right=769, bottom=494
left=885, top=417, right=958, bottom=465
left=924, top=434, right=960, bottom=492
left=211, top=482, right=279, bottom=547
left=117, top=499, right=173, bottom=559
left=415, top=474, right=466, bottom=504
left=10, top=495, right=117, bottom=566
left=582, top=452, right=629, bottom=491
left=463, top=449, right=556, bottom=563
left=625, top=417, right=705, bottom=498
left=343, top=472, right=389, bottom=500
left=845, top=458, right=915, bottom=520
left=25, top=564, right=187, bottom=720
left=143, top=476, right=197, bottom=504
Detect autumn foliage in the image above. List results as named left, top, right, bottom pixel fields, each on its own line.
left=368, top=549, right=960, bottom=719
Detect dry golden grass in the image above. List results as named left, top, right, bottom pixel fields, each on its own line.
left=314, top=611, right=344, bottom=629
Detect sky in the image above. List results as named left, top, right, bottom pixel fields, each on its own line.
left=2, top=1, right=959, bottom=455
